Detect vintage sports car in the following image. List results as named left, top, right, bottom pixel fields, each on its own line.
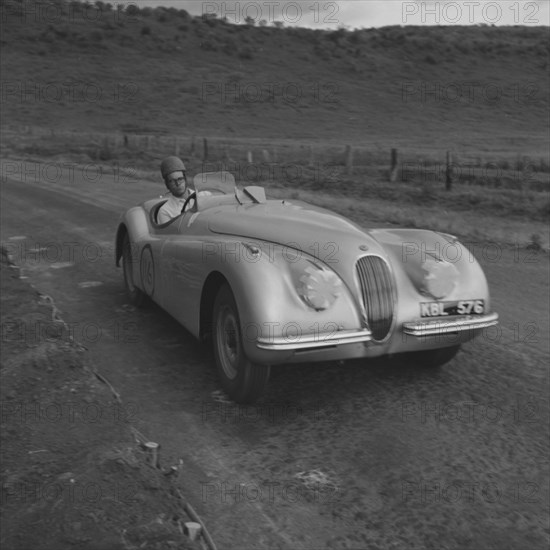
left=115, top=172, right=499, bottom=403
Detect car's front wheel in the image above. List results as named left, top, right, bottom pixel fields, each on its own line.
left=213, top=283, right=270, bottom=403
left=122, top=233, right=145, bottom=306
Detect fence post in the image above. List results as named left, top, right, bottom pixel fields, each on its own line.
left=203, top=138, right=208, bottom=161
left=389, top=148, right=398, bottom=182
left=247, top=151, right=253, bottom=163
left=174, top=137, right=180, bottom=157
left=445, top=151, right=453, bottom=191
left=190, top=136, right=195, bottom=156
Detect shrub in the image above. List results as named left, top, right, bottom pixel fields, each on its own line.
left=227, top=72, right=244, bottom=83
left=238, top=47, right=254, bottom=59
left=141, top=26, right=151, bottom=36
left=126, top=4, right=139, bottom=16
left=538, top=200, right=550, bottom=219
left=201, top=39, right=218, bottom=51
left=202, top=13, right=218, bottom=26
left=527, top=233, right=543, bottom=251
left=224, top=37, right=238, bottom=53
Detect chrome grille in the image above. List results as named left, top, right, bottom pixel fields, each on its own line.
left=356, top=256, right=394, bottom=341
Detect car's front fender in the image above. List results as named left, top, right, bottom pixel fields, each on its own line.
left=201, top=239, right=367, bottom=364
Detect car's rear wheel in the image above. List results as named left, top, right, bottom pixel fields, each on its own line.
left=122, top=233, right=145, bottom=306
left=213, top=283, right=270, bottom=403
left=406, top=345, right=461, bottom=368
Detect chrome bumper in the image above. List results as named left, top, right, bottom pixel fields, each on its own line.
left=403, top=312, right=499, bottom=337
left=256, top=328, right=372, bottom=351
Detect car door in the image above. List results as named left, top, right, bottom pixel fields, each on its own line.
left=154, top=208, right=206, bottom=335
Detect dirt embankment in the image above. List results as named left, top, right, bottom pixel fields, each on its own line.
left=0, top=255, right=204, bottom=550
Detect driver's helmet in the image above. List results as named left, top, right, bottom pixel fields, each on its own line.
left=160, top=156, right=186, bottom=180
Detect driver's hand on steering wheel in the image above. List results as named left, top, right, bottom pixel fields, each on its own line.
left=181, top=191, right=197, bottom=214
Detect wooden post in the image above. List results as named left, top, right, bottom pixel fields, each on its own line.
left=308, top=145, right=314, bottom=167
left=203, top=138, right=208, bottom=161
left=247, top=151, right=253, bottom=163
left=190, top=136, right=196, bottom=156
left=389, top=148, right=398, bottom=182
left=174, top=137, right=180, bottom=157
left=124, top=135, right=128, bottom=147
left=445, top=151, right=453, bottom=191
left=345, top=145, right=353, bottom=175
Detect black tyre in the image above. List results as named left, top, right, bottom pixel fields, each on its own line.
left=122, top=233, right=145, bottom=306
left=213, top=283, right=270, bottom=403
left=407, top=345, right=461, bottom=368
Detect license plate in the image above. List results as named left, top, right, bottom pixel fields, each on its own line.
left=420, top=299, right=485, bottom=317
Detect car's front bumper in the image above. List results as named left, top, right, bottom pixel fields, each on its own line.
left=248, top=313, right=499, bottom=364
left=402, top=312, right=499, bottom=337
left=256, top=328, right=373, bottom=351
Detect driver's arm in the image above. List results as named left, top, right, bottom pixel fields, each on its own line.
left=157, top=206, right=171, bottom=224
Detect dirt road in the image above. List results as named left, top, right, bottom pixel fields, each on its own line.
left=1, top=159, right=548, bottom=549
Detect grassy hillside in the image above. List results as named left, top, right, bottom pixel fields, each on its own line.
left=1, top=0, right=549, bottom=153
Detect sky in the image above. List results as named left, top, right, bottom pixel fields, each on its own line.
left=133, top=1, right=550, bottom=29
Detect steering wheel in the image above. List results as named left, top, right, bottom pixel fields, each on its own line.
left=181, top=192, right=197, bottom=214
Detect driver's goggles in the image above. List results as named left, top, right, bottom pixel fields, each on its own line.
left=168, top=176, right=186, bottom=185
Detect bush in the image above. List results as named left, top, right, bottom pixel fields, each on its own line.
left=527, top=233, right=543, bottom=251
left=126, top=4, right=139, bottom=16
left=141, top=26, right=151, bottom=36
left=201, top=39, right=218, bottom=51
left=224, top=37, right=238, bottom=53
left=238, top=47, right=254, bottom=59
left=202, top=13, right=218, bottom=26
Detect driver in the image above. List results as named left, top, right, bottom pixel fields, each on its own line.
left=157, top=156, right=194, bottom=224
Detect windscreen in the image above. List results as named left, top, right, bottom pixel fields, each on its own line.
left=193, top=171, right=236, bottom=194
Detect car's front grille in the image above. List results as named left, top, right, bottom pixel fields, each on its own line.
left=355, top=256, right=394, bottom=341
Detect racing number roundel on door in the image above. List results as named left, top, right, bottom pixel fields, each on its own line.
left=140, top=246, right=155, bottom=297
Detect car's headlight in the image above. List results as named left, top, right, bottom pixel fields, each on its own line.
left=290, top=258, right=342, bottom=311
left=421, top=255, right=459, bottom=299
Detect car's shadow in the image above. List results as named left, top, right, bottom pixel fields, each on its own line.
left=110, top=285, right=453, bottom=409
